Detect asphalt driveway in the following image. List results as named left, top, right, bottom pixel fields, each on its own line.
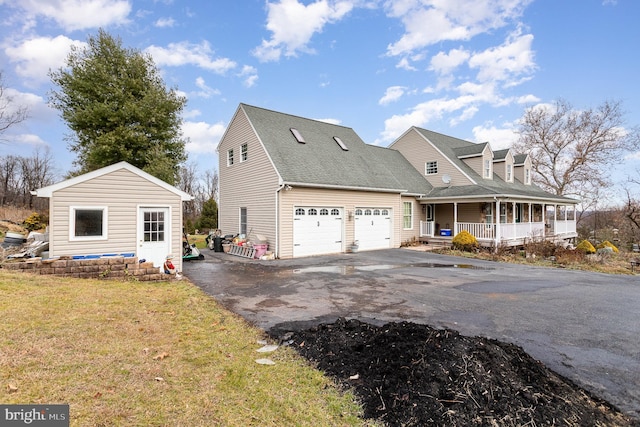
left=184, top=248, right=640, bottom=419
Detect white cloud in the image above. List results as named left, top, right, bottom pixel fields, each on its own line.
left=395, top=57, right=417, bottom=71
left=16, top=0, right=131, bottom=31
left=155, top=17, right=176, bottom=28
left=378, top=95, right=480, bottom=143
left=379, top=86, right=406, bottom=105
left=145, top=41, right=236, bottom=74
left=468, top=30, right=535, bottom=83
left=183, top=120, right=226, bottom=154
left=4, top=35, right=86, bottom=87
left=315, top=118, right=342, bottom=125
left=472, top=123, right=518, bottom=149
left=384, top=0, right=532, bottom=56
left=429, top=48, right=470, bottom=75
left=238, top=65, right=258, bottom=88
left=192, top=77, right=220, bottom=99
left=253, top=0, right=355, bottom=62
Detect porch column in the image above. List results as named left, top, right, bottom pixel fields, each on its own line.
left=528, top=202, right=533, bottom=235
left=453, top=202, right=458, bottom=235
left=495, top=198, right=501, bottom=247
left=512, top=201, right=516, bottom=224
left=542, top=204, right=546, bottom=236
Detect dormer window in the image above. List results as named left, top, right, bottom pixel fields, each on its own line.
left=333, top=136, right=348, bottom=151
left=506, top=164, right=512, bottom=182
left=484, top=159, right=491, bottom=178
left=525, top=168, right=531, bottom=185
left=290, top=128, right=305, bottom=143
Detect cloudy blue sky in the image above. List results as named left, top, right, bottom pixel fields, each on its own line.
left=1, top=0, right=639, bottom=199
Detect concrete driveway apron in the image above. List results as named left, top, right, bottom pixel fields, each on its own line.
left=184, top=248, right=640, bottom=419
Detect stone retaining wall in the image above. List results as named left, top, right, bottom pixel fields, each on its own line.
left=2, top=255, right=172, bottom=281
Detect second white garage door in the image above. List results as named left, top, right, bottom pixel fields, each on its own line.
left=355, top=208, right=392, bottom=251
left=293, top=207, right=343, bottom=257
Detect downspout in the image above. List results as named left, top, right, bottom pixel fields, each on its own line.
left=275, top=183, right=285, bottom=259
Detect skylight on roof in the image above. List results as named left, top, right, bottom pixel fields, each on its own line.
left=290, top=128, right=305, bottom=143
left=333, top=136, right=348, bottom=151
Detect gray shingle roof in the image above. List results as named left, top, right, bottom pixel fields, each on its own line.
left=412, top=127, right=576, bottom=203
left=241, top=104, right=432, bottom=194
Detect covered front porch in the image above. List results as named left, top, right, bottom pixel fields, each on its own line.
left=419, top=199, right=577, bottom=248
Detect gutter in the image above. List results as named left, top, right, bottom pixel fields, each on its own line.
left=284, top=181, right=407, bottom=194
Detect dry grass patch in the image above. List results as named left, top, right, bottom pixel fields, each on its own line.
left=0, top=271, right=369, bottom=426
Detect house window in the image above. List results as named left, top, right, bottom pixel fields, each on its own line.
left=500, top=204, right=507, bottom=223
left=525, top=168, right=531, bottom=185
left=425, top=161, right=438, bottom=175
left=484, top=159, right=491, bottom=178
left=506, top=164, right=512, bottom=182
left=484, top=203, right=493, bottom=225
left=403, top=202, right=413, bottom=229
left=241, top=144, right=248, bottom=162
left=70, top=206, right=107, bottom=240
left=227, top=149, right=234, bottom=166
left=240, top=207, right=247, bottom=236
left=426, top=204, right=434, bottom=221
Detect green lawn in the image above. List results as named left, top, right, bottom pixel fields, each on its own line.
left=0, top=271, right=373, bottom=426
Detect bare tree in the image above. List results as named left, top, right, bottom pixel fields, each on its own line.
left=0, top=149, right=56, bottom=209
left=201, top=169, right=219, bottom=203
left=0, top=71, right=29, bottom=140
left=20, top=147, right=56, bottom=209
left=514, top=99, right=640, bottom=212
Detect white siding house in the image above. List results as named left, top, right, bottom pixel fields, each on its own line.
left=32, top=162, right=193, bottom=271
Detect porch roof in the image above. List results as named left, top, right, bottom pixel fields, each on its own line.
left=422, top=177, right=578, bottom=205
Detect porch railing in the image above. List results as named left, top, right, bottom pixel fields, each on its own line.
left=420, top=220, right=574, bottom=242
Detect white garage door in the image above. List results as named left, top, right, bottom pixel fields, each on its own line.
left=293, top=207, right=343, bottom=257
left=355, top=208, right=392, bottom=251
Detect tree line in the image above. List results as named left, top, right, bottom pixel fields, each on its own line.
left=0, top=148, right=56, bottom=212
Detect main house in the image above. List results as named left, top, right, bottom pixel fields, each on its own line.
left=217, top=104, right=577, bottom=259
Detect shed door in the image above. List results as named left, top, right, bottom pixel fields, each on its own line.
left=355, top=208, right=392, bottom=251
left=293, top=207, right=343, bottom=257
left=138, top=207, right=170, bottom=268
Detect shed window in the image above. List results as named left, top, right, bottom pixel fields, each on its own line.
left=70, top=206, right=107, bottom=241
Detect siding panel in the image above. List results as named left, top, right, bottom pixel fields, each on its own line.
left=218, top=108, right=280, bottom=249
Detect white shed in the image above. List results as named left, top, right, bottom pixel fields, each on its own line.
left=32, top=162, right=193, bottom=271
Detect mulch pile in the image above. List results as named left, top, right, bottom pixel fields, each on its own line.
left=271, top=318, right=638, bottom=426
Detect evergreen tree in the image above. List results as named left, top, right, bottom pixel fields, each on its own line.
left=49, top=29, right=187, bottom=184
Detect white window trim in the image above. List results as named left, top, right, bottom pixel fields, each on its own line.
left=425, top=161, right=438, bottom=175
left=484, top=159, right=492, bottom=178
left=69, top=206, right=108, bottom=241
left=506, top=163, right=513, bottom=182
left=403, top=202, right=413, bottom=230
left=240, top=144, right=248, bottom=162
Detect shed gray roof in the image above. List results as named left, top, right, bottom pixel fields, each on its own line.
left=241, top=104, right=432, bottom=195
